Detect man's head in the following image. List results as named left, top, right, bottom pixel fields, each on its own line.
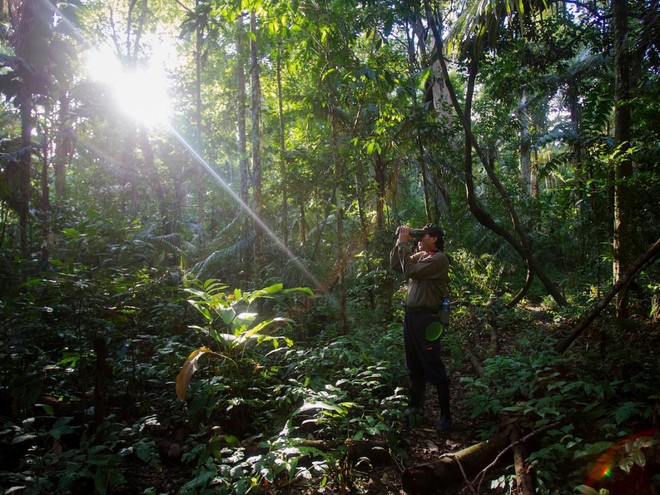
left=420, top=223, right=445, bottom=251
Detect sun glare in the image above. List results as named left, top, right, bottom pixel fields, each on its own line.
left=85, top=44, right=172, bottom=126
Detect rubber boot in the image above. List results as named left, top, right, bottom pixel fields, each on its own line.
left=435, top=382, right=451, bottom=431
left=403, top=379, right=425, bottom=425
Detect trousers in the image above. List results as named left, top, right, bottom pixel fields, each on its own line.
left=403, top=311, right=449, bottom=386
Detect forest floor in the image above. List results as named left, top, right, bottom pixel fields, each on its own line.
left=361, top=359, right=498, bottom=495
left=121, top=310, right=523, bottom=495
left=115, top=321, right=505, bottom=495
left=120, top=374, right=489, bottom=495
left=119, top=376, right=487, bottom=495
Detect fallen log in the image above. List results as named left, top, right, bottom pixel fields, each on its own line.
left=404, top=422, right=560, bottom=494
left=401, top=433, right=510, bottom=494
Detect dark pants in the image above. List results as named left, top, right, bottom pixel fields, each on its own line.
left=403, top=311, right=449, bottom=386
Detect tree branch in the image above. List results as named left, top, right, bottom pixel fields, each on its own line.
left=556, top=238, right=660, bottom=353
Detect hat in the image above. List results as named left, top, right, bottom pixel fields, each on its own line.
left=421, top=223, right=444, bottom=238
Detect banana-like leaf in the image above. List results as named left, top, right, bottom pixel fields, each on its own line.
left=176, top=347, right=217, bottom=400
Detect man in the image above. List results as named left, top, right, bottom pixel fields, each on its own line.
left=390, top=223, right=452, bottom=430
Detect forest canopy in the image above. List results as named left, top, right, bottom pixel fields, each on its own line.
left=0, top=0, right=658, bottom=493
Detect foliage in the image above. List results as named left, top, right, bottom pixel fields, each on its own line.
left=460, top=315, right=659, bottom=492
left=0, top=0, right=658, bottom=493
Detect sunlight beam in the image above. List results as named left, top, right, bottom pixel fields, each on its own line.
left=168, top=126, right=324, bottom=291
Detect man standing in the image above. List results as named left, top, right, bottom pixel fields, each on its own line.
left=390, top=223, right=452, bottom=430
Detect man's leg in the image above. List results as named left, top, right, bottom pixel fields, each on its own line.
left=403, top=313, right=426, bottom=423
left=435, top=381, right=451, bottom=430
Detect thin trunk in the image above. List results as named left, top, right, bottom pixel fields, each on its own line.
left=236, top=14, right=250, bottom=277
left=531, top=149, right=539, bottom=199
left=41, top=106, right=50, bottom=265
left=519, top=88, right=532, bottom=197
left=373, top=153, right=387, bottom=229
left=556, top=238, right=660, bottom=353
left=137, top=124, right=167, bottom=231
left=250, top=10, right=263, bottom=274
left=54, top=91, right=73, bottom=200
left=18, top=94, right=32, bottom=258
left=13, top=0, right=50, bottom=258
left=612, top=0, right=633, bottom=318
left=355, top=171, right=376, bottom=311
left=276, top=44, right=288, bottom=247
left=299, top=200, right=307, bottom=244
left=194, top=0, right=205, bottom=245
left=330, top=107, right=348, bottom=334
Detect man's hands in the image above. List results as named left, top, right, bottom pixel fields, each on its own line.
left=397, top=226, right=411, bottom=244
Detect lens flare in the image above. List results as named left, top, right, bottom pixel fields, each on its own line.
left=584, top=428, right=657, bottom=489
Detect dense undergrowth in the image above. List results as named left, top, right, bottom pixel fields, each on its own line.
left=0, top=252, right=658, bottom=494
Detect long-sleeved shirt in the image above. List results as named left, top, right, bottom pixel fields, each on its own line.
left=390, top=242, right=450, bottom=310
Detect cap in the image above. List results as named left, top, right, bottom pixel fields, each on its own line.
left=421, top=223, right=444, bottom=238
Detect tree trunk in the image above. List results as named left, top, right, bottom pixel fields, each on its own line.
left=276, top=43, right=288, bottom=247
left=40, top=104, right=50, bottom=265
left=18, top=93, right=32, bottom=258
left=54, top=90, right=73, bottom=200
left=194, top=0, right=205, bottom=246
left=137, top=123, right=167, bottom=231
left=236, top=14, right=250, bottom=278
left=612, top=0, right=633, bottom=318
left=519, top=88, right=533, bottom=197
left=372, top=153, right=387, bottom=230
left=13, top=0, right=52, bottom=258
left=250, top=10, right=263, bottom=275
left=330, top=106, right=349, bottom=334
left=401, top=433, right=510, bottom=493
left=511, top=426, right=535, bottom=495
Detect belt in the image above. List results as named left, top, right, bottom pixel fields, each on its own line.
left=405, top=306, right=438, bottom=314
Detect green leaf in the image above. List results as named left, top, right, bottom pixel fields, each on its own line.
left=62, top=228, right=82, bottom=238
left=296, top=401, right=344, bottom=414
left=49, top=416, right=75, bottom=439
left=574, top=486, right=600, bottom=495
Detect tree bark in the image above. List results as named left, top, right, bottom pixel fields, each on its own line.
left=137, top=124, right=167, bottom=231
left=54, top=90, right=73, bottom=200
left=511, top=426, right=535, bottom=495
left=194, top=0, right=205, bottom=246
left=18, top=93, right=32, bottom=258
left=401, top=433, right=510, bottom=493
left=236, top=14, right=250, bottom=278
left=40, top=105, right=50, bottom=265
left=519, top=87, right=533, bottom=197
left=250, top=10, right=263, bottom=274
left=330, top=106, right=349, bottom=334
left=276, top=43, right=288, bottom=247
left=612, top=0, right=633, bottom=318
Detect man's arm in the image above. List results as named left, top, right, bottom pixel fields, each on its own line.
left=390, top=242, right=409, bottom=273
left=404, top=252, right=448, bottom=280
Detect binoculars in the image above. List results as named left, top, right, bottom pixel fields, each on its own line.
left=395, top=227, right=426, bottom=239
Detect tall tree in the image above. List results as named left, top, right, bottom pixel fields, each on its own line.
left=611, top=0, right=633, bottom=317
left=236, top=12, right=250, bottom=278
left=250, top=9, right=263, bottom=275
left=1, top=0, right=53, bottom=257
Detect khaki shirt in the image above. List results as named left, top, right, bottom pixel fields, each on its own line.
left=390, top=242, right=450, bottom=310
